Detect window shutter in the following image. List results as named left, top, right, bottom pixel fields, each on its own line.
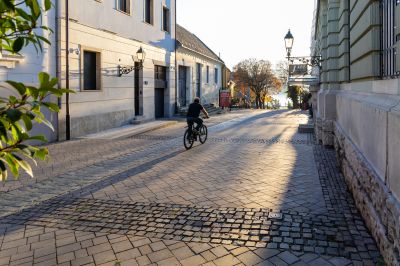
left=396, top=3, right=400, bottom=72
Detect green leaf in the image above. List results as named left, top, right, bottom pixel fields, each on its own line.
left=0, top=160, right=7, bottom=182
left=4, top=154, right=19, bottom=178
left=12, top=37, right=25, bottom=53
left=6, top=109, right=22, bottom=122
left=42, top=102, right=59, bottom=112
left=34, top=148, right=48, bottom=161
left=21, top=114, right=33, bottom=131
left=16, top=159, right=33, bottom=178
left=28, top=135, right=47, bottom=142
left=38, top=72, right=50, bottom=88
left=6, top=81, right=26, bottom=95
left=44, top=0, right=52, bottom=10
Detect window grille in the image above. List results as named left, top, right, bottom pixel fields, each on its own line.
left=381, top=0, right=399, bottom=77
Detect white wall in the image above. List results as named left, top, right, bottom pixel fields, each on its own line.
left=176, top=49, right=222, bottom=107
left=64, top=0, right=175, bottom=53
left=56, top=0, right=176, bottom=138
left=0, top=2, right=58, bottom=142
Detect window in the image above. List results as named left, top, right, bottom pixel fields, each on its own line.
left=215, top=68, right=218, bottom=84
left=83, top=50, right=101, bottom=90
left=163, top=7, right=170, bottom=32
left=155, top=65, right=166, bottom=81
left=382, top=0, right=399, bottom=77
left=145, top=0, right=153, bottom=24
left=206, top=66, right=209, bottom=83
left=116, top=0, right=130, bottom=14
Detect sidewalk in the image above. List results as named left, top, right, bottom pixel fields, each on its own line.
left=81, top=120, right=178, bottom=140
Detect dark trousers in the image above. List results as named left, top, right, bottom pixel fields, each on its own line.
left=187, top=117, right=203, bottom=137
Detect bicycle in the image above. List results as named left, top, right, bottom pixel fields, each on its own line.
left=183, top=121, right=208, bottom=150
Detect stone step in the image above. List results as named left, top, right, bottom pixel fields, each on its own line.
left=298, top=124, right=314, bottom=133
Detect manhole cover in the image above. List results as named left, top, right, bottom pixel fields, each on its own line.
left=268, top=212, right=283, bottom=219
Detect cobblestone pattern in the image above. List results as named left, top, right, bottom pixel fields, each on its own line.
left=0, top=223, right=369, bottom=266
left=1, top=197, right=382, bottom=261
left=0, top=110, right=385, bottom=265
left=131, top=135, right=316, bottom=146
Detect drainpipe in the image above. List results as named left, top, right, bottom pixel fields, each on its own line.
left=65, top=0, right=71, bottom=140
left=55, top=0, right=60, bottom=110
left=174, top=0, right=178, bottom=114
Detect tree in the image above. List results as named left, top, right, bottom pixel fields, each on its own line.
left=233, top=59, right=282, bottom=109
left=287, top=85, right=303, bottom=109
left=0, top=0, right=71, bottom=181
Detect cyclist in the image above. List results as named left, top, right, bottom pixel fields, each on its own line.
left=186, top=97, right=209, bottom=139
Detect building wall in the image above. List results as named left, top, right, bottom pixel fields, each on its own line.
left=0, top=2, right=58, bottom=142
left=57, top=0, right=176, bottom=139
left=314, top=1, right=400, bottom=265
left=176, top=49, right=223, bottom=107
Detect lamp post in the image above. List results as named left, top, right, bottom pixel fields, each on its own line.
left=284, top=29, right=294, bottom=58
left=284, top=29, right=294, bottom=107
left=284, top=29, right=322, bottom=109
left=118, top=47, right=146, bottom=76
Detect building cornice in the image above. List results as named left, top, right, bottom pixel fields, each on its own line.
left=177, top=43, right=225, bottom=65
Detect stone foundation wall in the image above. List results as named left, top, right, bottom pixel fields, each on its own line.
left=58, top=109, right=135, bottom=140
left=334, top=123, right=400, bottom=266
left=315, top=116, right=335, bottom=146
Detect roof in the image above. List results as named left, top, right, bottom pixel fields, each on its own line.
left=176, top=24, right=224, bottom=64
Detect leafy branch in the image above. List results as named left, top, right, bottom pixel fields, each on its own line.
left=0, top=0, right=74, bottom=180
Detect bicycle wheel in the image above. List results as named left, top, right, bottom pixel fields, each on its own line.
left=183, top=129, right=194, bottom=150
left=199, top=125, right=208, bottom=144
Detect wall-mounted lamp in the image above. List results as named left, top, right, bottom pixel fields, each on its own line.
left=68, top=48, right=81, bottom=55
left=118, top=47, right=146, bottom=77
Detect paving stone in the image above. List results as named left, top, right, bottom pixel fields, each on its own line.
left=237, top=251, right=263, bottom=266
left=171, top=246, right=195, bottom=260
left=147, top=249, right=174, bottom=263
left=180, top=255, right=206, bottom=266
left=329, top=257, right=352, bottom=266
left=213, top=254, right=240, bottom=266
left=71, top=256, right=94, bottom=266
left=157, top=257, right=181, bottom=266
left=93, top=250, right=116, bottom=265
left=268, top=256, right=288, bottom=266
left=277, top=251, right=299, bottom=264
left=116, top=248, right=141, bottom=261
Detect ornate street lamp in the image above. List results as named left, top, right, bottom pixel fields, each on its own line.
left=284, top=29, right=294, bottom=57
left=284, top=30, right=321, bottom=68
left=118, top=47, right=146, bottom=77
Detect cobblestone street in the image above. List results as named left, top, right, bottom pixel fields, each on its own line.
left=0, top=110, right=383, bottom=266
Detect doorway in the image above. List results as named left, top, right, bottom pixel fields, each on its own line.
left=196, top=63, right=202, bottom=98
left=154, top=65, right=167, bottom=118
left=154, top=88, right=164, bottom=118
left=134, top=62, right=141, bottom=116
left=179, top=66, right=187, bottom=106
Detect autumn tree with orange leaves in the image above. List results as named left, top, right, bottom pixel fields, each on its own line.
left=233, top=59, right=282, bottom=109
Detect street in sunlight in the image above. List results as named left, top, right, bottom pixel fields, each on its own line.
left=0, top=0, right=398, bottom=266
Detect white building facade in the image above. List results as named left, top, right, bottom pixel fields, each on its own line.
left=59, top=0, right=176, bottom=139
left=176, top=25, right=224, bottom=108
left=1, top=0, right=177, bottom=140
left=312, top=1, right=400, bottom=265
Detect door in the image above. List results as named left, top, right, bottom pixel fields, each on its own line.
left=196, top=63, right=201, bottom=98
left=134, top=62, right=141, bottom=116
left=179, top=66, right=187, bottom=106
left=154, top=65, right=167, bottom=118
left=154, top=88, right=164, bottom=118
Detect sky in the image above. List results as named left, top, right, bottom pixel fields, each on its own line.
left=177, top=0, right=316, bottom=70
